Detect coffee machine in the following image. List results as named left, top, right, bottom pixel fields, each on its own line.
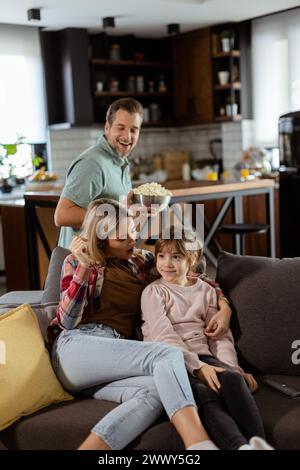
left=279, top=111, right=300, bottom=257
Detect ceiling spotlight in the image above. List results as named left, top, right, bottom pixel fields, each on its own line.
left=27, top=8, right=41, bottom=21
left=167, top=23, right=180, bottom=35
left=103, top=17, right=115, bottom=28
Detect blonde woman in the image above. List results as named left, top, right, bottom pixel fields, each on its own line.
left=49, top=198, right=231, bottom=451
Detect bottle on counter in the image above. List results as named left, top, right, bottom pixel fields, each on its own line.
left=182, top=162, right=191, bottom=181
left=153, top=154, right=162, bottom=171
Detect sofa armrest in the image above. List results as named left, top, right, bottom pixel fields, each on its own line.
left=0, top=291, right=43, bottom=305
left=42, top=246, right=71, bottom=303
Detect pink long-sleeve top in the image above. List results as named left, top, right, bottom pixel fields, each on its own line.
left=141, top=277, right=243, bottom=376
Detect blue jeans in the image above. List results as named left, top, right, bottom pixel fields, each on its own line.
left=51, top=323, right=196, bottom=449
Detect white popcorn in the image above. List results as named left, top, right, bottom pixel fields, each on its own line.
left=133, top=182, right=172, bottom=196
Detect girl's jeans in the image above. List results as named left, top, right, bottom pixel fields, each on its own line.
left=52, top=323, right=196, bottom=449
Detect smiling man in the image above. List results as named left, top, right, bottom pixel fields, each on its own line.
left=55, top=98, right=143, bottom=248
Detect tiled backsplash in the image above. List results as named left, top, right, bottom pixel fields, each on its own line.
left=49, top=121, right=253, bottom=179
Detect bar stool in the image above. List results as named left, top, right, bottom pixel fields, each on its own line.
left=218, top=223, right=269, bottom=255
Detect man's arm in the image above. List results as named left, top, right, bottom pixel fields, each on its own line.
left=54, top=197, right=87, bottom=229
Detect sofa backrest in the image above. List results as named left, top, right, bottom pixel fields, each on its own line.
left=216, top=251, right=300, bottom=375
left=42, top=247, right=71, bottom=304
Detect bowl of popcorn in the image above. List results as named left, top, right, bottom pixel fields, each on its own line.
left=133, top=182, right=172, bottom=211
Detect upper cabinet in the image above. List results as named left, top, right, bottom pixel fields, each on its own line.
left=41, top=28, right=94, bottom=126
left=41, top=24, right=251, bottom=128
left=211, top=21, right=252, bottom=122
left=89, top=33, right=175, bottom=126
left=172, top=28, right=214, bottom=125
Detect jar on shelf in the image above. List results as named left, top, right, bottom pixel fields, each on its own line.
left=148, top=80, right=155, bottom=93
left=136, top=76, right=144, bottom=93
left=110, top=44, right=121, bottom=61
left=143, top=108, right=150, bottom=123
left=149, top=103, right=161, bottom=122
left=109, top=79, right=119, bottom=93
left=158, top=74, right=167, bottom=93
left=127, top=76, right=135, bottom=92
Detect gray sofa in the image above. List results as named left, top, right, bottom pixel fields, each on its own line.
left=1, top=248, right=300, bottom=450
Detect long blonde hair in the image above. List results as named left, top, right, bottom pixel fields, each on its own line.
left=80, top=198, right=129, bottom=261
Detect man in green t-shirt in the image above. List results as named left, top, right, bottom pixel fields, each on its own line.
left=55, top=98, right=143, bottom=248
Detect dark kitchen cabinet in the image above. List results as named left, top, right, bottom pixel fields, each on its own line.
left=41, top=28, right=94, bottom=126
left=172, top=27, right=214, bottom=125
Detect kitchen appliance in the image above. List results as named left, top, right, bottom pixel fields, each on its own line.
left=279, top=111, right=300, bottom=257
left=209, top=138, right=223, bottom=179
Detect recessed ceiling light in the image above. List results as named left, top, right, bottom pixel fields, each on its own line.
left=103, top=17, right=115, bottom=28
left=167, top=24, right=180, bottom=35
left=27, top=8, right=41, bottom=21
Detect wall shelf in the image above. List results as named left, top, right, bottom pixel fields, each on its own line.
left=94, top=91, right=173, bottom=97
left=212, top=50, right=240, bottom=59
left=91, top=58, right=172, bottom=67
left=89, top=33, right=174, bottom=126
left=214, top=82, right=241, bottom=90
left=211, top=23, right=242, bottom=122
left=215, top=114, right=242, bottom=122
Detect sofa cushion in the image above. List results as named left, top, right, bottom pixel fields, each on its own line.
left=255, top=375, right=300, bottom=450
left=0, top=398, right=183, bottom=450
left=216, top=251, right=300, bottom=375
left=0, top=302, right=58, bottom=342
left=42, top=246, right=70, bottom=303
left=0, top=304, right=72, bottom=431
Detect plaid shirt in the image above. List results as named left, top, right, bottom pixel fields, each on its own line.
left=48, top=249, right=226, bottom=343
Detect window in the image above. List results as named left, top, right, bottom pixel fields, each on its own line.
left=252, top=8, right=300, bottom=146
left=0, top=24, right=46, bottom=144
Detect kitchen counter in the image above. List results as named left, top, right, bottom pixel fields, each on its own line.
left=164, top=178, right=275, bottom=197
left=0, top=179, right=275, bottom=205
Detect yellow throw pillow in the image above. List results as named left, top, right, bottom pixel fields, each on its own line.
left=0, top=304, right=72, bottom=431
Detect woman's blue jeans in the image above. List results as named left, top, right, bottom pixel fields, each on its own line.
left=51, top=323, right=196, bottom=449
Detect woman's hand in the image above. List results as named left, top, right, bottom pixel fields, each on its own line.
left=205, top=301, right=232, bottom=340
left=70, top=236, right=94, bottom=268
left=194, top=364, right=225, bottom=393
left=243, top=373, right=258, bottom=393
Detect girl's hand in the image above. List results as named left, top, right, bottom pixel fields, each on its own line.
left=195, top=364, right=225, bottom=393
left=70, top=236, right=94, bottom=268
left=243, top=373, right=258, bottom=393
left=205, top=302, right=231, bottom=340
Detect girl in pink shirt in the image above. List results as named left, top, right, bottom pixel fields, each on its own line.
left=141, top=226, right=273, bottom=450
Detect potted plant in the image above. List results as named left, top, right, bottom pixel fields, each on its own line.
left=0, top=136, right=45, bottom=192
left=0, top=143, right=18, bottom=192
left=219, top=30, right=235, bottom=52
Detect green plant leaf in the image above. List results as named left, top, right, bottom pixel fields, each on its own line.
left=3, top=144, right=17, bottom=155
left=32, top=155, right=44, bottom=167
